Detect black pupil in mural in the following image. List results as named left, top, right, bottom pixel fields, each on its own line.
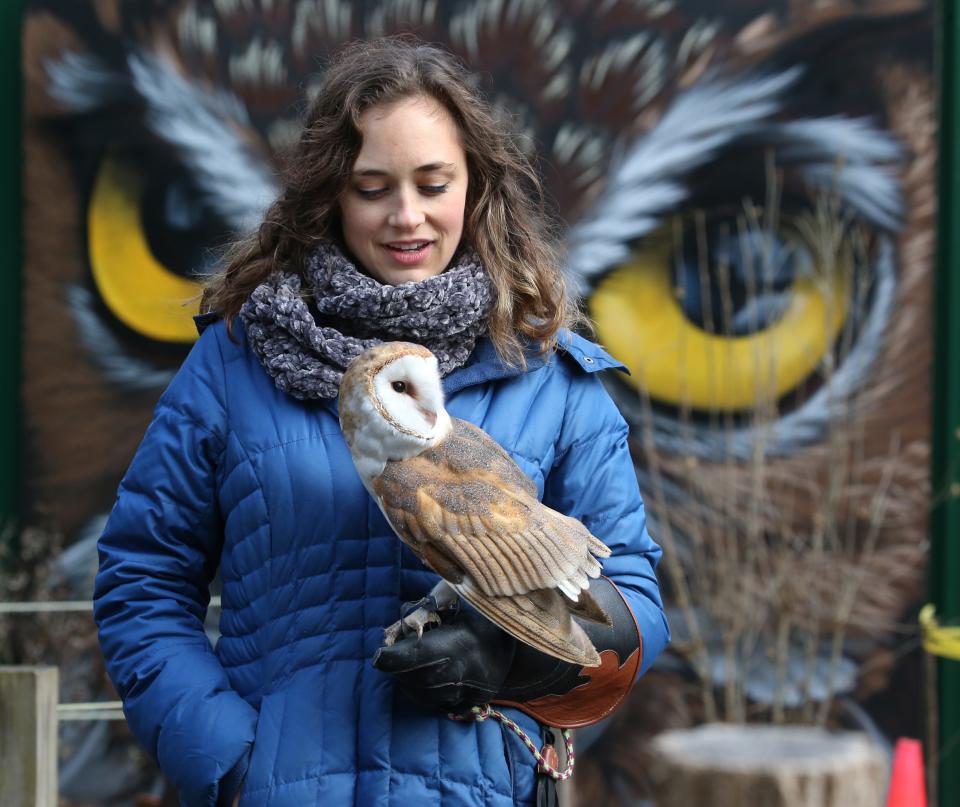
left=672, top=225, right=808, bottom=337
left=141, top=168, right=232, bottom=278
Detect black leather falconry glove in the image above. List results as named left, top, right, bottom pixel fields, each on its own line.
left=373, top=604, right=515, bottom=710
left=372, top=577, right=642, bottom=727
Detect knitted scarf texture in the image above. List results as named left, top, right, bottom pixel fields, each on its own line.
left=240, top=241, right=494, bottom=400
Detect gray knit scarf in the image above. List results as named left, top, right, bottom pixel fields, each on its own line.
left=240, top=241, right=494, bottom=400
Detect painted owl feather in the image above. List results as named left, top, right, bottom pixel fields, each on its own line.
left=339, top=341, right=612, bottom=667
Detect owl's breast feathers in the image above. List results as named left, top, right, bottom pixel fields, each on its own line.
left=371, top=418, right=612, bottom=666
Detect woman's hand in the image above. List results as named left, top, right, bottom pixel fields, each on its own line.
left=373, top=607, right=516, bottom=711
left=232, top=796, right=240, bottom=807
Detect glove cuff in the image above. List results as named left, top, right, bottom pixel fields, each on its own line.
left=491, top=576, right=641, bottom=728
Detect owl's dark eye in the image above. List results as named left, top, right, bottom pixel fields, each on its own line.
left=392, top=381, right=407, bottom=394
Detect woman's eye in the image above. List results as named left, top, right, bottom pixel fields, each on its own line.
left=357, top=184, right=448, bottom=199
left=392, top=380, right=407, bottom=393
left=357, top=187, right=388, bottom=199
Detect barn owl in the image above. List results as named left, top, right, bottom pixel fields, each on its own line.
left=338, top=341, right=613, bottom=667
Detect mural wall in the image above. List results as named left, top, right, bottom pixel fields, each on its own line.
left=16, top=0, right=934, bottom=803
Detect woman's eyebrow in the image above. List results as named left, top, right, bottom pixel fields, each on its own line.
left=352, top=162, right=456, bottom=176
left=414, top=161, right=456, bottom=173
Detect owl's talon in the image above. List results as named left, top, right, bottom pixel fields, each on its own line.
left=384, top=603, right=443, bottom=646
left=400, top=594, right=439, bottom=620
left=383, top=621, right=404, bottom=646
left=410, top=607, right=442, bottom=641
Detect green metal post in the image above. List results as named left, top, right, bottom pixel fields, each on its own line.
left=0, top=0, right=21, bottom=546
left=933, top=2, right=960, bottom=805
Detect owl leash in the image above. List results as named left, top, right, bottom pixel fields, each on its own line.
left=536, top=728, right=562, bottom=807
left=448, top=704, right=575, bottom=780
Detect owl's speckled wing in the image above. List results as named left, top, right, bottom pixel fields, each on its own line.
left=371, top=418, right=612, bottom=665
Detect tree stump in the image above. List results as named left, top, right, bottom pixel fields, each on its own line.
left=648, top=724, right=886, bottom=807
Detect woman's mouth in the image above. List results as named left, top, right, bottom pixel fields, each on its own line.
left=382, top=240, right=434, bottom=265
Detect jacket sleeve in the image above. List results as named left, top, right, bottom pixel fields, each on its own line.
left=543, top=369, right=670, bottom=677
left=93, top=328, right=256, bottom=807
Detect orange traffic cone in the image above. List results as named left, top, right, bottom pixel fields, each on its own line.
left=886, top=738, right=927, bottom=807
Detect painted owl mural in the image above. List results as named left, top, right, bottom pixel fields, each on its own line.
left=19, top=0, right=934, bottom=803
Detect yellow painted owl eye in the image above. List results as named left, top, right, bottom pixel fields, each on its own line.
left=87, top=154, right=204, bottom=343
left=589, top=222, right=850, bottom=412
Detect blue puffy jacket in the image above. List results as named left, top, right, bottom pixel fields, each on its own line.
left=94, top=318, right=669, bottom=807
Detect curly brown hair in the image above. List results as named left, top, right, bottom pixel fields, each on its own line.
left=201, top=36, right=582, bottom=365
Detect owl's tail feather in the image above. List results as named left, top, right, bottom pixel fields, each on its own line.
left=568, top=587, right=612, bottom=627
left=455, top=582, right=602, bottom=667
left=588, top=534, right=612, bottom=558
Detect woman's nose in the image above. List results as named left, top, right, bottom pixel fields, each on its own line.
left=388, top=189, right=426, bottom=229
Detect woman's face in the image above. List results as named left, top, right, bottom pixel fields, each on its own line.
left=339, top=95, right=469, bottom=285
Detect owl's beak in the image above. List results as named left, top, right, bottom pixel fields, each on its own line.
left=417, top=405, right=438, bottom=429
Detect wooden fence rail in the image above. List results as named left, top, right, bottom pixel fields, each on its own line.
left=0, top=597, right=217, bottom=804
left=0, top=666, right=59, bottom=807
left=0, top=667, right=128, bottom=807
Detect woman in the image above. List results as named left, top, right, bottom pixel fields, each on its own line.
left=94, top=38, right=669, bottom=807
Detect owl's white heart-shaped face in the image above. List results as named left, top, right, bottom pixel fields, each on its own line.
left=339, top=343, right=453, bottom=481
left=371, top=352, right=446, bottom=440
